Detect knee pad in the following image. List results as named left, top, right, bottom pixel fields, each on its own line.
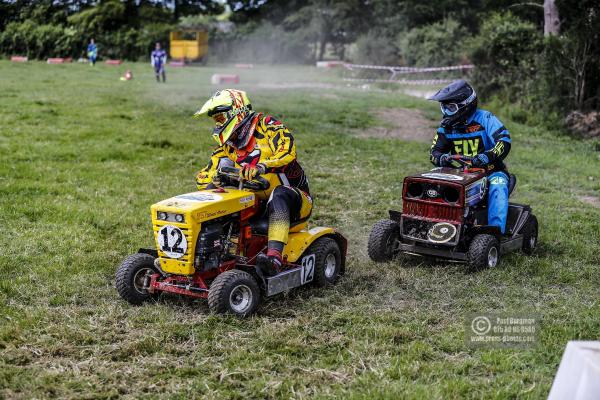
left=489, top=172, right=509, bottom=188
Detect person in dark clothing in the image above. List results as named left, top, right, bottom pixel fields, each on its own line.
left=429, top=80, right=511, bottom=233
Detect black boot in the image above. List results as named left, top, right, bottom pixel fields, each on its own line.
left=256, top=253, right=281, bottom=277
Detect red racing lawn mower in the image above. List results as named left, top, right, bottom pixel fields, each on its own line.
left=368, top=155, right=538, bottom=270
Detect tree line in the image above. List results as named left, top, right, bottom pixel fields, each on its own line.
left=0, top=1, right=224, bottom=61
left=0, top=0, right=598, bottom=128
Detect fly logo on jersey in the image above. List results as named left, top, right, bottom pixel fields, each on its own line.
left=453, top=138, right=481, bottom=156
left=492, top=141, right=505, bottom=157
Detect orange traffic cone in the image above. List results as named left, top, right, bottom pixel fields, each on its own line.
left=120, top=70, right=133, bottom=81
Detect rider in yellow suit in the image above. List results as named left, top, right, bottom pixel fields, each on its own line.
left=194, top=89, right=312, bottom=275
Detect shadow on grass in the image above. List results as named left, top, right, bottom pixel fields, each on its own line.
left=529, top=242, right=565, bottom=258
left=147, top=283, right=336, bottom=319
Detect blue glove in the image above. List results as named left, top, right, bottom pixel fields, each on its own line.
left=439, top=153, right=452, bottom=167
left=472, top=153, right=489, bottom=167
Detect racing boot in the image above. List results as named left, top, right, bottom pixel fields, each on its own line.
left=256, top=249, right=283, bottom=277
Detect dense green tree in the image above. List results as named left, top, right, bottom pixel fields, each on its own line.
left=0, top=0, right=224, bottom=59
left=67, top=0, right=128, bottom=34
left=399, top=18, right=469, bottom=67
left=552, top=0, right=600, bottom=110
left=470, top=12, right=543, bottom=98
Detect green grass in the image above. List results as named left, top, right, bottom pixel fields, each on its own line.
left=1, top=61, right=599, bottom=399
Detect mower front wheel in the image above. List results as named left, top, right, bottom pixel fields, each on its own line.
left=368, top=219, right=400, bottom=262
left=208, top=270, right=260, bottom=317
left=467, top=234, right=500, bottom=271
left=116, top=253, right=159, bottom=305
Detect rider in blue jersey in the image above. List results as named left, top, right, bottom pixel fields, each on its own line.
left=429, top=80, right=512, bottom=234
left=151, top=42, right=167, bottom=83
left=87, top=39, right=97, bottom=66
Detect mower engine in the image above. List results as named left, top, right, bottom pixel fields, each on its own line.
left=194, top=219, right=238, bottom=271
left=398, top=168, right=487, bottom=246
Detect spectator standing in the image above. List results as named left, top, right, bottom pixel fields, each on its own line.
left=151, top=42, right=167, bottom=83
left=87, top=39, right=97, bottom=66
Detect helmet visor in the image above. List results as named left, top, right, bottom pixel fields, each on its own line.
left=212, top=112, right=227, bottom=126
left=441, top=102, right=459, bottom=115
left=440, top=90, right=477, bottom=116
left=211, top=112, right=237, bottom=146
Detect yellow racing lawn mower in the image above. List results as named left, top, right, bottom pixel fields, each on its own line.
left=115, top=167, right=347, bottom=317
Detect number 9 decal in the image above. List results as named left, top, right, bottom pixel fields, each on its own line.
left=301, top=254, right=315, bottom=284
left=157, top=225, right=187, bottom=259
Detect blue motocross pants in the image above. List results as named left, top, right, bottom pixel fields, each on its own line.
left=488, top=171, right=509, bottom=234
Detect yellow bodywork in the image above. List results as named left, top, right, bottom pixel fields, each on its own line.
left=169, top=30, right=208, bottom=61
left=150, top=188, right=337, bottom=275
left=151, top=189, right=255, bottom=275
left=283, top=227, right=336, bottom=263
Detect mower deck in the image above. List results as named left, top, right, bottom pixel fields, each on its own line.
left=398, top=234, right=524, bottom=261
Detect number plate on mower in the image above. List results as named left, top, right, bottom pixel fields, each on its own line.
left=301, top=254, right=315, bottom=284
left=265, top=253, right=316, bottom=297
left=157, top=225, right=187, bottom=259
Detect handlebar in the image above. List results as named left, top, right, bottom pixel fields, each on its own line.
left=217, top=166, right=270, bottom=191
left=447, top=155, right=486, bottom=172
left=450, top=155, right=473, bottom=167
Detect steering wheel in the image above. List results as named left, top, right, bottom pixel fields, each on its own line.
left=450, top=155, right=473, bottom=167
left=217, top=166, right=270, bottom=191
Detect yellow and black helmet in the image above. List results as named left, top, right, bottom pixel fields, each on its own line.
left=193, top=89, right=253, bottom=147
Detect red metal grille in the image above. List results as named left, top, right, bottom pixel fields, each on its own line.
left=403, top=200, right=462, bottom=223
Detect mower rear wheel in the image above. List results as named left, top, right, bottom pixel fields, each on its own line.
left=115, top=253, right=159, bottom=305
left=368, top=219, right=400, bottom=262
left=467, top=234, right=500, bottom=270
left=208, top=270, right=260, bottom=317
left=308, top=237, right=342, bottom=287
left=521, top=215, right=538, bottom=255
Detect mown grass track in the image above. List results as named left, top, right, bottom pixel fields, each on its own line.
left=1, top=61, right=599, bottom=399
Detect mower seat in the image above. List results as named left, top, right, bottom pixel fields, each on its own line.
left=508, top=174, right=517, bottom=197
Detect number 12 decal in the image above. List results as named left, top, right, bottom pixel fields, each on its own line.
left=157, top=225, right=187, bottom=259
left=301, top=254, right=315, bottom=284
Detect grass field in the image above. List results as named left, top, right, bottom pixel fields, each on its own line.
left=1, top=61, right=599, bottom=399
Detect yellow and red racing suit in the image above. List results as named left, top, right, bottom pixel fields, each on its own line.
left=196, top=114, right=312, bottom=245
